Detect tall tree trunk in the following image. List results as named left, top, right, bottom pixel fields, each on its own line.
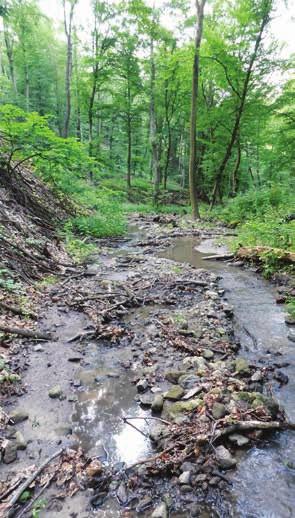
left=210, top=8, right=271, bottom=208
left=231, top=140, right=241, bottom=195
left=188, top=0, right=206, bottom=219
left=3, top=18, right=17, bottom=94
left=150, top=32, right=160, bottom=205
left=62, top=0, right=77, bottom=138
left=126, top=80, right=132, bottom=189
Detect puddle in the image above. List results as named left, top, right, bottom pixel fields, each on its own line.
left=161, top=235, right=295, bottom=518
left=72, top=346, right=151, bottom=465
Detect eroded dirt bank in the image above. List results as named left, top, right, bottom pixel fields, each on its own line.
left=1, top=215, right=294, bottom=518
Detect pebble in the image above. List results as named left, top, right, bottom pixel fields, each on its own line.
left=3, top=440, right=18, bottom=464
left=151, top=394, right=164, bottom=413
left=9, top=409, right=29, bottom=425
left=136, top=379, right=148, bottom=393
left=151, top=502, right=168, bottom=518
left=287, top=330, right=295, bottom=342
left=164, top=386, right=184, bottom=401
left=34, top=345, right=45, bottom=352
left=179, top=471, right=191, bottom=484
left=48, top=385, right=63, bottom=399
left=15, top=431, right=27, bottom=450
left=229, top=433, right=249, bottom=446
left=212, top=402, right=227, bottom=420
left=215, top=445, right=237, bottom=469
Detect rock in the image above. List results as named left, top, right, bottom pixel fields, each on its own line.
left=3, top=440, right=17, bottom=464
left=202, top=349, right=214, bottom=360
left=206, top=290, right=219, bottom=300
left=234, top=358, right=250, bottom=375
left=251, top=371, right=263, bottom=382
left=209, top=476, right=220, bottom=486
left=287, top=330, right=295, bottom=342
left=274, top=371, right=289, bottom=385
left=149, top=423, right=169, bottom=443
left=182, top=386, right=202, bottom=400
left=166, top=399, right=202, bottom=421
left=136, top=496, right=153, bottom=513
left=68, top=355, right=82, bottom=363
left=86, top=459, right=103, bottom=477
left=179, top=471, right=191, bottom=484
left=178, top=374, right=199, bottom=389
left=180, top=461, right=196, bottom=473
left=229, top=433, right=249, bottom=446
left=180, top=484, right=192, bottom=493
left=48, top=385, right=63, bottom=399
left=15, top=431, right=27, bottom=450
left=215, top=445, right=237, bottom=469
left=151, top=502, right=168, bottom=518
left=136, top=379, right=148, bottom=393
left=285, top=315, right=295, bottom=325
left=164, top=370, right=186, bottom=384
left=212, top=402, right=227, bottom=420
left=139, top=394, right=154, bottom=407
left=151, top=395, right=164, bottom=413
left=9, top=409, right=29, bottom=424
left=183, top=356, right=207, bottom=371
left=164, top=386, right=184, bottom=401
left=117, top=482, right=128, bottom=504
left=68, top=395, right=78, bottom=402
left=34, top=345, right=44, bottom=352
left=194, top=473, right=207, bottom=483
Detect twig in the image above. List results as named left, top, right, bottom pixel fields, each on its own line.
left=67, top=330, right=95, bottom=343
left=0, top=478, right=25, bottom=503
left=211, top=420, right=295, bottom=443
left=127, top=442, right=181, bottom=471
left=7, top=448, right=64, bottom=516
left=122, top=417, right=149, bottom=438
left=0, top=325, right=52, bottom=341
left=14, top=472, right=56, bottom=518
left=203, top=254, right=234, bottom=261
left=123, top=416, right=172, bottom=426
left=0, top=301, right=37, bottom=319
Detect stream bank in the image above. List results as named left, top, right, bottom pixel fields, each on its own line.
left=1, top=215, right=294, bottom=517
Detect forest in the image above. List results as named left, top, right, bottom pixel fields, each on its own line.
left=0, top=1, right=295, bottom=517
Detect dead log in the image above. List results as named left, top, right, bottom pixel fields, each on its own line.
left=0, top=325, right=52, bottom=341
left=237, top=247, right=295, bottom=264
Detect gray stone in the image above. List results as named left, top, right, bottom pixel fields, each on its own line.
left=165, top=399, right=202, bottom=421
left=251, top=371, right=263, bottom=382
left=15, top=431, right=27, bottom=450
left=212, top=402, right=227, bottom=420
left=151, top=502, right=168, bottom=518
left=48, top=385, right=63, bottom=399
left=178, top=374, right=199, bottom=389
left=288, top=330, right=295, bottom=342
left=234, top=358, right=250, bottom=375
left=3, top=440, right=17, bottom=464
left=285, top=315, right=295, bottom=325
left=139, top=394, right=153, bottom=407
left=149, top=423, right=169, bottom=443
left=179, top=471, right=191, bottom=484
left=194, top=473, right=207, bottom=483
left=136, top=379, right=148, bottom=393
left=180, top=484, right=192, bottom=494
left=117, top=482, right=128, bottom=504
left=164, top=386, right=184, bottom=401
left=34, top=345, right=44, bottom=352
left=164, top=370, right=186, bottom=384
left=202, top=349, right=214, bottom=360
left=9, top=409, right=29, bottom=424
left=182, top=386, right=202, bottom=400
left=215, top=445, right=237, bottom=469
left=151, top=395, right=164, bottom=413
left=228, top=433, right=249, bottom=446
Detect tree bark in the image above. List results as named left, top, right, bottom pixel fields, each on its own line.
left=188, top=0, right=206, bottom=219
left=210, top=8, right=271, bottom=208
left=3, top=17, right=17, bottom=94
left=62, top=0, right=77, bottom=138
left=150, top=33, right=160, bottom=205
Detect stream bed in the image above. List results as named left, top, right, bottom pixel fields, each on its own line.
left=34, top=226, right=294, bottom=518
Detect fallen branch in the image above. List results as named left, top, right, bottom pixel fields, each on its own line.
left=202, top=253, right=234, bottom=261
left=6, top=448, right=64, bottom=516
left=123, top=416, right=172, bottom=426
left=211, top=420, right=295, bottom=443
left=0, top=302, right=37, bottom=319
left=0, top=325, right=52, bottom=341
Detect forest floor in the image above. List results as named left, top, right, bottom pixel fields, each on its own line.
left=1, top=212, right=295, bottom=518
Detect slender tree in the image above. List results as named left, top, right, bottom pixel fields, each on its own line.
left=62, top=0, right=78, bottom=138
left=188, top=0, right=206, bottom=219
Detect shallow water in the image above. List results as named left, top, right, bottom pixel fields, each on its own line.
left=161, top=236, right=295, bottom=518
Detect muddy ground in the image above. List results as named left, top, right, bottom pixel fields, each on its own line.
left=0, top=215, right=294, bottom=518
